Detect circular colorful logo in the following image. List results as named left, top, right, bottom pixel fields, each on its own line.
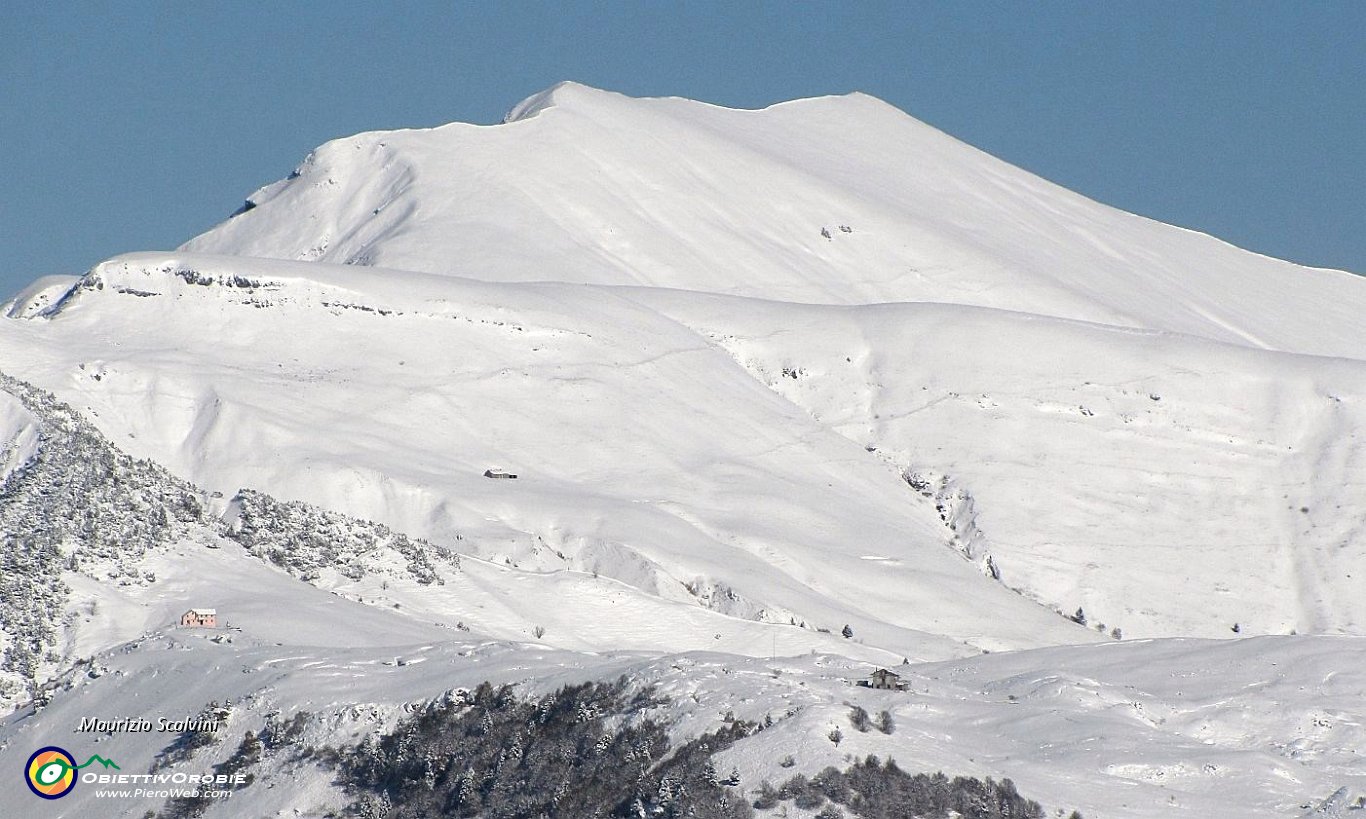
left=25, top=747, right=78, bottom=800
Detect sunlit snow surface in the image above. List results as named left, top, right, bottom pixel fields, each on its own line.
left=2, top=84, right=1365, bottom=817
left=1, top=556, right=1362, bottom=818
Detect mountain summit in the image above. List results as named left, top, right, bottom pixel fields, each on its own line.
left=184, top=82, right=1366, bottom=358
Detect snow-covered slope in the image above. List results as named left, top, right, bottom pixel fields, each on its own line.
left=640, top=291, right=1366, bottom=638
left=184, top=82, right=1366, bottom=359
left=3, top=612, right=1362, bottom=818
left=15, top=369, right=1356, bottom=819
left=4, top=250, right=1363, bottom=645
left=0, top=391, right=40, bottom=488
left=0, top=255, right=1095, bottom=659
left=0, top=370, right=918, bottom=712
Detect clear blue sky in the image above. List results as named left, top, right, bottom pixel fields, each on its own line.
left=3, top=2, right=1363, bottom=299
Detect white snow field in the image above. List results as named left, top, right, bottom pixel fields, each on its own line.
left=2, top=570, right=1363, bottom=819
left=184, top=82, right=1366, bottom=359
left=2, top=84, right=1364, bottom=817
left=0, top=391, right=40, bottom=487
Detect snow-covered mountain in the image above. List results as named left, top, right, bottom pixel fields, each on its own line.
left=185, top=81, right=1366, bottom=358
left=2, top=84, right=1364, bottom=818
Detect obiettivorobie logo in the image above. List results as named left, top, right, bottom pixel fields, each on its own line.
left=24, top=746, right=120, bottom=799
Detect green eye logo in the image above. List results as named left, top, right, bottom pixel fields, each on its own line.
left=25, top=747, right=77, bottom=799
left=24, top=747, right=120, bottom=799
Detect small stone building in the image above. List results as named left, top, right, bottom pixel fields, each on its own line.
left=179, top=608, right=217, bottom=628
left=866, top=667, right=908, bottom=691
